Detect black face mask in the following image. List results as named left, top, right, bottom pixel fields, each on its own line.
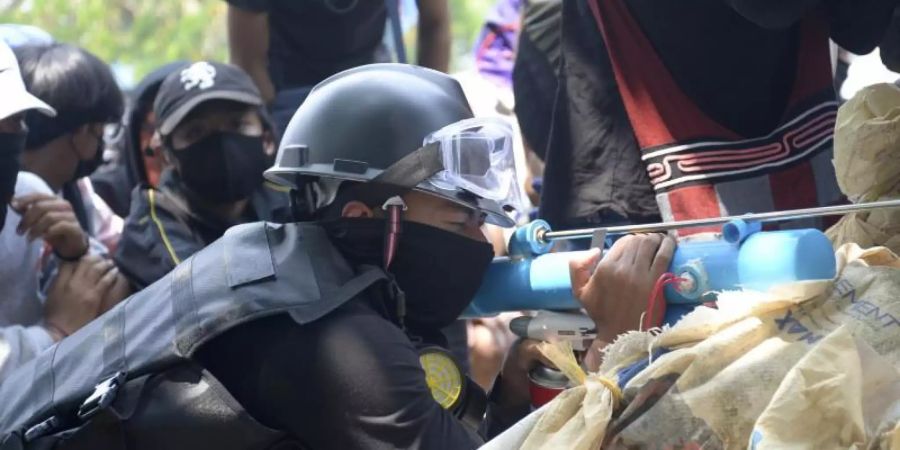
left=171, top=132, right=269, bottom=204
left=72, top=137, right=104, bottom=180
left=323, top=217, right=495, bottom=331
left=0, top=133, right=26, bottom=232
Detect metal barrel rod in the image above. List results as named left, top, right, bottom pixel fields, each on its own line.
left=541, top=198, right=900, bottom=242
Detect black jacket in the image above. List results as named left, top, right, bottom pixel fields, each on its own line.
left=114, top=170, right=289, bottom=289
left=540, top=0, right=899, bottom=229
left=0, top=222, right=510, bottom=449
left=90, top=62, right=190, bottom=218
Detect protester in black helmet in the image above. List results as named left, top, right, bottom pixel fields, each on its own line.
left=91, top=61, right=190, bottom=218
left=198, top=64, right=673, bottom=447
left=114, top=61, right=288, bottom=290
left=0, top=64, right=673, bottom=449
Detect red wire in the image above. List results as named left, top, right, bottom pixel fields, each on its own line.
left=643, top=272, right=687, bottom=330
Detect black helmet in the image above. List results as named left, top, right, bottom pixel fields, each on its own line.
left=265, top=63, right=517, bottom=227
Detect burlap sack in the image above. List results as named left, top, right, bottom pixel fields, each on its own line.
left=827, top=83, right=900, bottom=255
left=750, top=326, right=900, bottom=449
left=832, top=83, right=900, bottom=200
left=828, top=208, right=900, bottom=256
left=519, top=342, right=616, bottom=450
left=485, top=244, right=900, bottom=449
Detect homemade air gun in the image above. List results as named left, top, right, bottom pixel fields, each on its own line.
left=464, top=200, right=900, bottom=331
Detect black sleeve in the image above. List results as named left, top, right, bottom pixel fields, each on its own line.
left=723, top=0, right=900, bottom=50
left=824, top=0, right=900, bottom=54
left=113, top=188, right=199, bottom=289
left=480, top=374, right=532, bottom=440
left=224, top=0, right=271, bottom=13
left=89, top=164, right=135, bottom=218
left=199, top=303, right=483, bottom=450
left=882, top=7, right=900, bottom=72
left=722, top=0, right=820, bottom=29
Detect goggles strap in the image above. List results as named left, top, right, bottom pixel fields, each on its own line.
left=345, top=143, right=440, bottom=219
left=371, top=141, right=444, bottom=190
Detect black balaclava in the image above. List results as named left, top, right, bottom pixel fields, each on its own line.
left=323, top=217, right=494, bottom=332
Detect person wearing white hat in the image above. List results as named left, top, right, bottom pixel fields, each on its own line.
left=0, top=24, right=53, bottom=49
left=0, top=40, right=117, bottom=382
left=0, top=39, right=55, bottom=161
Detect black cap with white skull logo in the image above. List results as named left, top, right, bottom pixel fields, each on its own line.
left=154, top=61, right=263, bottom=136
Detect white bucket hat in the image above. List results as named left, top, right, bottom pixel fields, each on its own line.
left=0, top=40, right=55, bottom=121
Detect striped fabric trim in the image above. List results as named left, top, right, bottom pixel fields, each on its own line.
left=642, top=101, right=838, bottom=191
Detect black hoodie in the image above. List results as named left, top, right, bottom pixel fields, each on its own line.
left=90, top=61, right=189, bottom=217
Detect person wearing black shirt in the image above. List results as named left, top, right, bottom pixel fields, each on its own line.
left=540, top=0, right=900, bottom=234
left=226, top=0, right=451, bottom=133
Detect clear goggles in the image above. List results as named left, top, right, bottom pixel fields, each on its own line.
left=424, top=117, right=522, bottom=208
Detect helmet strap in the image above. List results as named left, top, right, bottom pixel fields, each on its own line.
left=382, top=195, right=409, bottom=328
left=289, top=187, right=315, bottom=222
left=381, top=195, right=408, bottom=269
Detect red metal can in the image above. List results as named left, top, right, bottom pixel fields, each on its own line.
left=528, top=365, right=569, bottom=408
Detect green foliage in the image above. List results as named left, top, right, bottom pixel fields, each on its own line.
left=1, top=0, right=222, bottom=83
left=448, top=0, right=495, bottom=69
left=0, top=0, right=493, bottom=83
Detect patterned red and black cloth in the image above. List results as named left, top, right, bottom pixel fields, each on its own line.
left=539, top=0, right=899, bottom=232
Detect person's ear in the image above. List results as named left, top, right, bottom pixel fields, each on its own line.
left=341, top=201, right=375, bottom=218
